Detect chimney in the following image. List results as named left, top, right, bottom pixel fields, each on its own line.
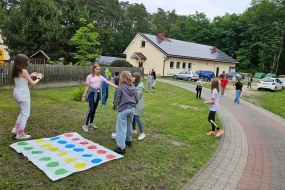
left=212, top=47, right=217, bottom=53
left=158, top=32, right=165, bottom=40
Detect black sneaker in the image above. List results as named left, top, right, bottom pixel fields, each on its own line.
left=125, top=141, right=132, bottom=147
left=114, top=147, right=126, bottom=155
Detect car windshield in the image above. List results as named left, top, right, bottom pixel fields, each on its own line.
left=261, top=78, right=274, bottom=82
left=279, top=78, right=285, bottom=82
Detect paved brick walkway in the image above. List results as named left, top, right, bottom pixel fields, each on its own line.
left=158, top=79, right=285, bottom=190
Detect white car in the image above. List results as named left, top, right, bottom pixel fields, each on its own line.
left=173, top=71, right=199, bottom=81
left=257, top=78, right=283, bottom=91
left=279, top=78, right=285, bottom=88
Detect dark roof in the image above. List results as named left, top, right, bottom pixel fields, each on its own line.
left=30, top=50, right=50, bottom=60
left=139, top=33, right=239, bottom=64
left=131, top=52, right=147, bottom=60
left=95, top=56, right=126, bottom=64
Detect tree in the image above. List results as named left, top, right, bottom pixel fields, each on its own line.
left=70, top=18, right=101, bottom=66
left=110, top=60, right=133, bottom=67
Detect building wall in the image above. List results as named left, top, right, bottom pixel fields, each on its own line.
left=0, top=33, right=10, bottom=62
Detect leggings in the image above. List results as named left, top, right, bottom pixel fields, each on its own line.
left=85, top=92, right=99, bottom=125
left=13, top=89, right=30, bottom=130
left=208, top=111, right=220, bottom=131
left=196, top=87, right=202, bottom=98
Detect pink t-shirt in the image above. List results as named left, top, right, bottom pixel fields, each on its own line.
left=86, top=75, right=107, bottom=88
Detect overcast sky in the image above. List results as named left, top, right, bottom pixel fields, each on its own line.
left=122, top=0, right=252, bottom=20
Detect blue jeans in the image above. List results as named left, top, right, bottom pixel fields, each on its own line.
left=234, top=90, right=241, bottom=104
left=116, top=108, right=135, bottom=149
left=132, top=115, right=144, bottom=133
left=101, top=88, right=108, bottom=105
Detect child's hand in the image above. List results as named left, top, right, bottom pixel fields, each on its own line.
left=81, top=96, right=85, bottom=102
left=30, top=72, right=38, bottom=77
left=204, top=101, right=207, bottom=104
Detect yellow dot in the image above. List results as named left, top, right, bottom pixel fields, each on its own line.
left=42, top=143, right=52, bottom=147
left=58, top=152, right=68, bottom=156
left=49, top=147, right=59, bottom=151
left=74, top=163, right=87, bottom=169
left=65, top=158, right=77, bottom=163
left=35, top=139, right=45, bottom=143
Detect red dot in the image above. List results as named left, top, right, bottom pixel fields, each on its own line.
left=88, top=145, right=97, bottom=149
left=80, top=141, right=88, bottom=145
left=106, top=154, right=116, bottom=159
left=71, top=138, right=80, bottom=141
left=64, top=133, right=73, bottom=137
left=97, top=150, right=106, bottom=154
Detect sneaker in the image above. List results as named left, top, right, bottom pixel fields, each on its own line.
left=82, top=125, right=89, bottom=132
left=215, top=130, right=224, bottom=137
left=206, top=131, right=216, bottom=136
left=11, top=127, right=18, bottom=134
left=114, top=147, right=126, bottom=155
left=138, top=133, right=146, bottom=140
left=89, top=123, right=98, bottom=129
left=100, top=104, right=104, bottom=107
left=15, top=133, right=31, bottom=140
left=125, top=141, right=132, bottom=147
left=132, top=130, right=137, bottom=134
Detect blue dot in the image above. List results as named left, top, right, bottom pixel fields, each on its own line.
left=91, top=158, right=102, bottom=163
left=82, top=154, right=93, bottom=158
left=57, top=140, right=67, bottom=144
left=65, top=144, right=75, bottom=148
left=73, top=148, right=84, bottom=152
left=50, top=137, right=60, bottom=141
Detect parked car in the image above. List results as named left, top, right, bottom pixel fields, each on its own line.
left=221, top=72, right=244, bottom=79
left=195, top=70, right=215, bottom=81
left=278, top=78, right=285, bottom=89
left=173, top=71, right=199, bottom=81
left=257, top=78, right=283, bottom=91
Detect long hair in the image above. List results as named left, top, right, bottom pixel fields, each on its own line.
left=132, top=72, right=141, bottom=84
left=11, top=54, right=29, bottom=78
left=119, top=71, right=133, bottom=85
left=92, top=64, right=100, bottom=77
left=211, top=79, right=220, bottom=93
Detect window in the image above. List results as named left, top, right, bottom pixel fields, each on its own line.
left=141, top=41, right=145, bottom=48
left=182, top=62, right=186, bottom=69
left=170, top=61, right=174, bottom=68
left=176, top=62, right=180, bottom=69
left=188, top=63, right=192, bottom=69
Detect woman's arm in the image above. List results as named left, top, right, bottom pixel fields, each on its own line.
left=81, top=84, right=89, bottom=102
left=204, top=98, right=216, bottom=104
left=102, top=78, right=118, bottom=88
left=22, top=69, right=43, bottom=86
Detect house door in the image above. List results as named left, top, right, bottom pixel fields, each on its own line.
left=216, top=67, right=219, bottom=77
left=139, top=62, right=143, bottom=68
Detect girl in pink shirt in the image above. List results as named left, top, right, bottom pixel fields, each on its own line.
left=81, top=64, right=117, bottom=132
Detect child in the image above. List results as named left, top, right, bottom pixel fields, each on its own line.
left=146, top=71, right=154, bottom=93
left=232, top=76, right=236, bottom=86
left=247, top=76, right=253, bottom=88
left=112, top=71, right=120, bottom=110
left=234, top=78, right=243, bottom=104
left=220, top=76, right=228, bottom=97
left=204, top=79, right=224, bottom=138
left=196, top=77, right=203, bottom=99
left=131, top=72, right=146, bottom=140
left=151, top=68, right=157, bottom=89
left=11, top=54, right=44, bottom=140
left=113, top=71, right=138, bottom=155
left=81, top=64, right=117, bottom=132
left=101, top=68, right=111, bottom=107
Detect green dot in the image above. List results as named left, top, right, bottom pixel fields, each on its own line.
left=17, top=142, right=28, bottom=146
left=47, top=162, right=59, bottom=167
left=39, top=157, right=51, bottom=161
left=31, top=151, right=43, bottom=154
left=55, top=168, right=68, bottom=175
left=24, top=147, right=34, bottom=150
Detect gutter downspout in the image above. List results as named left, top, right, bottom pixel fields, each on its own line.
left=163, top=57, right=169, bottom=77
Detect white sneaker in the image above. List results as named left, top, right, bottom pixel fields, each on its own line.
left=132, top=130, right=137, bottom=134
left=11, top=127, right=18, bottom=134
left=15, top=133, right=31, bottom=140
left=215, top=130, right=224, bottom=138
left=138, top=133, right=146, bottom=140
left=89, top=123, right=98, bottom=129
left=82, top=125, right=89, bottom=132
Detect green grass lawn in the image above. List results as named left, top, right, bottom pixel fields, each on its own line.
left=0, top=80, right=220, bottom=190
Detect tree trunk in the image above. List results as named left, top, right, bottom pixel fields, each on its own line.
left=275, top=37, right=283, bottom=75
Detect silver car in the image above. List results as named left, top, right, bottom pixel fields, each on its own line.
left=173, top=71, right=199, bottom=81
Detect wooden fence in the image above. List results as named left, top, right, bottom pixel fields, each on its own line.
left=0, top=63, right=144, bottom=87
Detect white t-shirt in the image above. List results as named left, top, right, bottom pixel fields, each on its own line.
left=210, top=88, right=219, bottom=111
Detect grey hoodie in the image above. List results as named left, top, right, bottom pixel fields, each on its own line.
left=114, top=83, right=138, bottom=112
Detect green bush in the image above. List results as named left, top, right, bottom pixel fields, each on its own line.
left=110, top=60, right=133, bottom=67
left=71, top=86, right=85, bottom=101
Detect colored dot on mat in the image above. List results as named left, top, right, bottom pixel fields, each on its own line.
left=47, top=162, right=59, bottom=167
left=106, top=154, right=116, bottom=159
left=55, top=168, right=68, bottom=175
left=97, top=150, right=106, bottom=154
left=80, top=141, right=88, bottom=145
left=49, top=147, right=59, bottom=151
left=82, top=154, right=93, bottom=158
left=64, top=133, right=73, bottom=137
left=65, top=144, right=75, bottom=148
left=50, top=137, right=60, bottom=141
left=65, top=158, right=77, bottom=163
left=39, top=157, right=51, bottom=161
left=57, top=140, right=67, bottom=144
left=17, top=142, right=28, bottom=146
left=32, top=151, right=43, bottom=154
left=88, top=145, right=97, bottom=149
left=91, top=158, right=102, bottom=164
left=23, top=147, right=34, bottom=150
left=73, top=148, right=84, bottom=152
left=71, top=138, right=80, bottom=141
left=74, top=163, right=87, bottom=169
left=35, top=139, right=45, bottom=143
left=58, top=152, right=68, bottom=156
left=42, top=143, right=53, bottom=147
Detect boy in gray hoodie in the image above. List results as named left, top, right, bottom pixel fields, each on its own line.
left=113, top=71, right=138, bottom=155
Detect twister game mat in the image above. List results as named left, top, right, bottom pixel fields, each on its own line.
left=10, top=132, right=123, bottom=181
